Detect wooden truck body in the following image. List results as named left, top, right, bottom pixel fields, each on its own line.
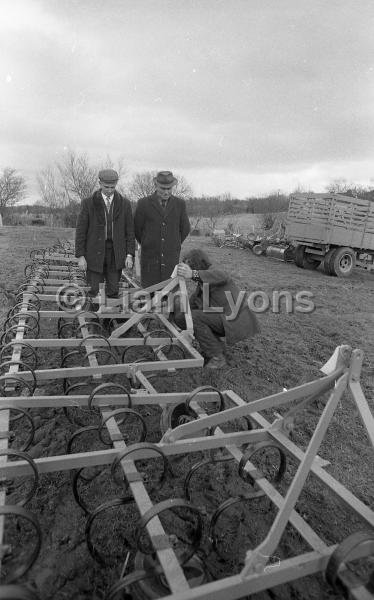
left=286, top=193, right=374, bottom=276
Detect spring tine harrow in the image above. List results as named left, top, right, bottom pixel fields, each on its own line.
left=0, top=244, right=372, bottom=597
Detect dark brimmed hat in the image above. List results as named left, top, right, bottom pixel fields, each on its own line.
left=154, top=171, right=177, bottom=187
left=98, top=169, right=119, bottom=183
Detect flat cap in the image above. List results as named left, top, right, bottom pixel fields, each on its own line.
left=98, top=169, right=119, bottom=183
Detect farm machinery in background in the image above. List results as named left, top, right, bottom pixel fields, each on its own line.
left=212, top=225, right=295, bottom=263
left=213, top=193, right=374, bottom=277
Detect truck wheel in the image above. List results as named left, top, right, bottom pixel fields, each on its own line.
left=322, top=249, right=336, bottom=275
left=295, top=245, right=320, bottom=270
left=330, top=247, right=356, bottom=277
left=294, top=245, right=305, bottom=267
left=252, top=244, right=264, bottom=256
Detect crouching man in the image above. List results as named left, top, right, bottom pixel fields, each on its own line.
left=175, top=248, right=260, bottom=369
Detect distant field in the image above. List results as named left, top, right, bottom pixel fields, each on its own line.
left=194, top=212, right=288, bottom=235
left=213, top=212, right=260, bottom=233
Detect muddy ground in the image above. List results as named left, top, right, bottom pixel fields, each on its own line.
left=0, top=225, right=373, bottom=600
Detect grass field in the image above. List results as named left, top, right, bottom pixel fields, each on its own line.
left=206, top=212, right=261, bottom=234
left=190, top=212, right=289, bottom=235
left=0, top=225, right=373, bottom=600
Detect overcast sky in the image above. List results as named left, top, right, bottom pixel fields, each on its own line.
left=1, top=0, right=374, bottom=201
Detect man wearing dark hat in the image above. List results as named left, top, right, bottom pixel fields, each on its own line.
left=75, top=169, right=135, bottom=299
left=134, top=171, right=190, bottom=287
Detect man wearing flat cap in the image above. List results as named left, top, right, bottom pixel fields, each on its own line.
left=134, top=171, right=190, bottom=287
left=75, top=169, right=135, bottom=299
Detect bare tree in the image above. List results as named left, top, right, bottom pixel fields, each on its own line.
left=128, top=171, right=193, bottom=202
left=325, top=178, right=368, bottom=198
left=219, top=191, right=232, bottom=202
left=36, top=151, right=97, bottom=227
left=100, top=154, right=127, bottom=180
left=57, top=150, right=97, bottom=202
left=175, top=175, right=193, bottom=200
left=37, top=166, right=68, bottom=210
left=325, top=178, right=361, bottom=194
left=36, top=166, right=69, bottom=226
left=189, top=214, right=203, bottom=231
left=291, top=184, right=307, bottom=194
left=128, top=171, right=156, bottom=201
left=0, top=168, right=27, bottom=209
left=205, top=214, right=220, bottom=233
left=38, top=152, right=129, bottom=209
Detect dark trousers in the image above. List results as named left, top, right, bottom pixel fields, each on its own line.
left=174, top=309, right=225, bottom=358
left=87, top=241, right=121, bottom=298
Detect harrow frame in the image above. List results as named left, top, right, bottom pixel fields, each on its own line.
left=0, top=242, right=373, bottom=600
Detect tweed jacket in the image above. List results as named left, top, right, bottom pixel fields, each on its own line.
left=189, top=267, right=260, bottom=344
left=75, top=190, right=135, bottom=272
left=134, top=193, right=190, bottom=287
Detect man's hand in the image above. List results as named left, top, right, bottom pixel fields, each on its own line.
left=125, top=255, right=133, bottom=270
left=180, top=330, right=194, bottom=344
left=77, top=256, right=87, bottom=270
left=177, top=262, right=193, bottom=279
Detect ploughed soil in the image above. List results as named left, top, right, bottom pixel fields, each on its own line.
left=0, top=226, right=373, bottom=600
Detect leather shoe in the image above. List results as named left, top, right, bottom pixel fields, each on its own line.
left=205, top=355, right=227, bottom=369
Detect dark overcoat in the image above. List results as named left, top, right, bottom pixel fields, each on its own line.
left=134, top=193, right=190, bottom=287
left=75, top=190, right=135, bottom=273
left=189, top=267, right=260, bottom=344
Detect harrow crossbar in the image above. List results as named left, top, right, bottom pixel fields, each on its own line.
left=0, top=248, right=372, bottom=600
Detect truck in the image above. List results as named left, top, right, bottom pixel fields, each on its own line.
left=286, top=193, right=374, bottom=276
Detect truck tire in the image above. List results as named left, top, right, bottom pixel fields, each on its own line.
left=322, top=248, right=336, bottom=275
left=330, top=247, right=356, bottom=277
left=252, top=244, right=264, bottom=256
left=294, top=245, right=320, bottom=270
left=294, top=245, right=305, bottom=267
